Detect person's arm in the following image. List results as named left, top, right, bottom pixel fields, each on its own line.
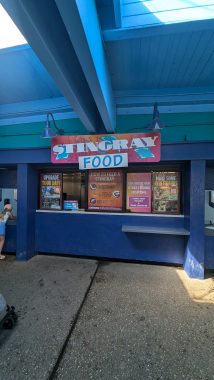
left=7, top=211, right=15, bottom=220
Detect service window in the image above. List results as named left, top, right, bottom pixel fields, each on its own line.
left=0, top=188, right=17, bottom=216
left=88, top=169, right=123, bottom=211
left=63, top=172, right=86, bottom=210
left=126, top=173, right=152, bottom=213
left=40, top=173, right=62, bottom=210
left=152, top=172, right=180, bottom=214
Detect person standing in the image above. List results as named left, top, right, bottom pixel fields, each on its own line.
left=0, top=204, right=14, bottom=260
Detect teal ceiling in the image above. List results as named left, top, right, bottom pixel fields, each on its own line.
left=0, top=46, right=61, bottom=105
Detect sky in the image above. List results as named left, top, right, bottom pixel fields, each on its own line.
left=0, top=4, right=27, bottom=49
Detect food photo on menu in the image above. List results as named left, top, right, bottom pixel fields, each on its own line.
left=40, top=173, right=62, bottom=210
left=152, top=172, right=180, bottom=214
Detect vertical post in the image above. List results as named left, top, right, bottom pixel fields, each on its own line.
left=16, top=164, right=38, bottom=260
left=183, top=161, right=190, bottom=231
left=184, top=160, right=205, bottom=279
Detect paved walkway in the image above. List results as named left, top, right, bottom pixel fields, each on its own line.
left=0, top=256, right=214, bottom=380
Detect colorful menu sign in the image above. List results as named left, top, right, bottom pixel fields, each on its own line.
left=88, top=170, right=123, bottom=211
left=152, top=172, right=180, bottom=214
left=40, top=173, right=62, bottom=210
left=126, top=173, right=152, bottom=213
left=51, top=133, right=160, bottom=169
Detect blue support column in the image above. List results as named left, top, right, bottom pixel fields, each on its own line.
left=184, top=160, right=205, bottom=279
left=183, top=161, right=190, bottom=231
left=16, top=164, right=38, bottom=261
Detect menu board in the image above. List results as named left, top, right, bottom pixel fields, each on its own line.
left=40, top=173, right=62, bottom=210
left=88, top=170, right=123, bottom=211
left=152, top=172, right=180, bottom=214
left=126, top=173, right=152, bottom=213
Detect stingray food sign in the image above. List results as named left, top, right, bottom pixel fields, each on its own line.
left=51, top=132, right=160, bottom=169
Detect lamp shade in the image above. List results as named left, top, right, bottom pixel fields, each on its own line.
left=147, top=119, right=164, bottom=131
left=147, top=102, right=164, bottom=131
left=40, top=112, right=64, bottom=138
left=40, top=123, right=56, bottom=138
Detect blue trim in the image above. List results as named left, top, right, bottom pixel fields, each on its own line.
left=118, top=104, right=214, bottom=115
left=122, top=225, right=190, bottom=235
left=116, top=90, right=214, bottom=106
left=0, top=112, right=77, bottom=126
left=0, top=94, right=77, bottom=126
left=0, top=148, right=50, bottom=164
left=162, top=142, right=214, bottom=161
left=103, top=19, right=214, bottom=41
left=0, top=97, right=71, bottom=116
left=116, top=88, right=214, bottom=114
left=4, top=103, right=213, bottom=124
left=115, top=87, right=214, bottom=99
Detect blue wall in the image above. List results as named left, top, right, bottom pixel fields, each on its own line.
left=205, top=166, right=214, bottom=268
left=35, top=213, right=186, bottom=264
left=3, top=223, right=16, bottom=252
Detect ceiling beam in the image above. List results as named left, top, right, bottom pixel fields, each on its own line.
left=1, top=0, right=103, bottom=133
left=55, top=0, right=116, bottom=133
left=103, top=18, right=214, bottom=41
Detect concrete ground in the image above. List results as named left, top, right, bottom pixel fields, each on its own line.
left=0, top=256, right=214, bottom=380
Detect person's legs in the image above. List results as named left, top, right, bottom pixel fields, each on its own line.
left=0, top=235, right=5, bottom=259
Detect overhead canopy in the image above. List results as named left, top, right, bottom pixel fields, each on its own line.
left=1, top=0, right=214, bottom=131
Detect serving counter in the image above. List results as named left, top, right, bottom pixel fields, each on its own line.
left=35, top=210, right=188, bottom=264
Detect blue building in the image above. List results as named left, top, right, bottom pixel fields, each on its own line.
left=1, top=1, right=214, bottom=279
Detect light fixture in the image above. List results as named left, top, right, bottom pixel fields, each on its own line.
left=147, top=102, right=164, bottom=131
left=40, top=112, right=65, bottom=138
